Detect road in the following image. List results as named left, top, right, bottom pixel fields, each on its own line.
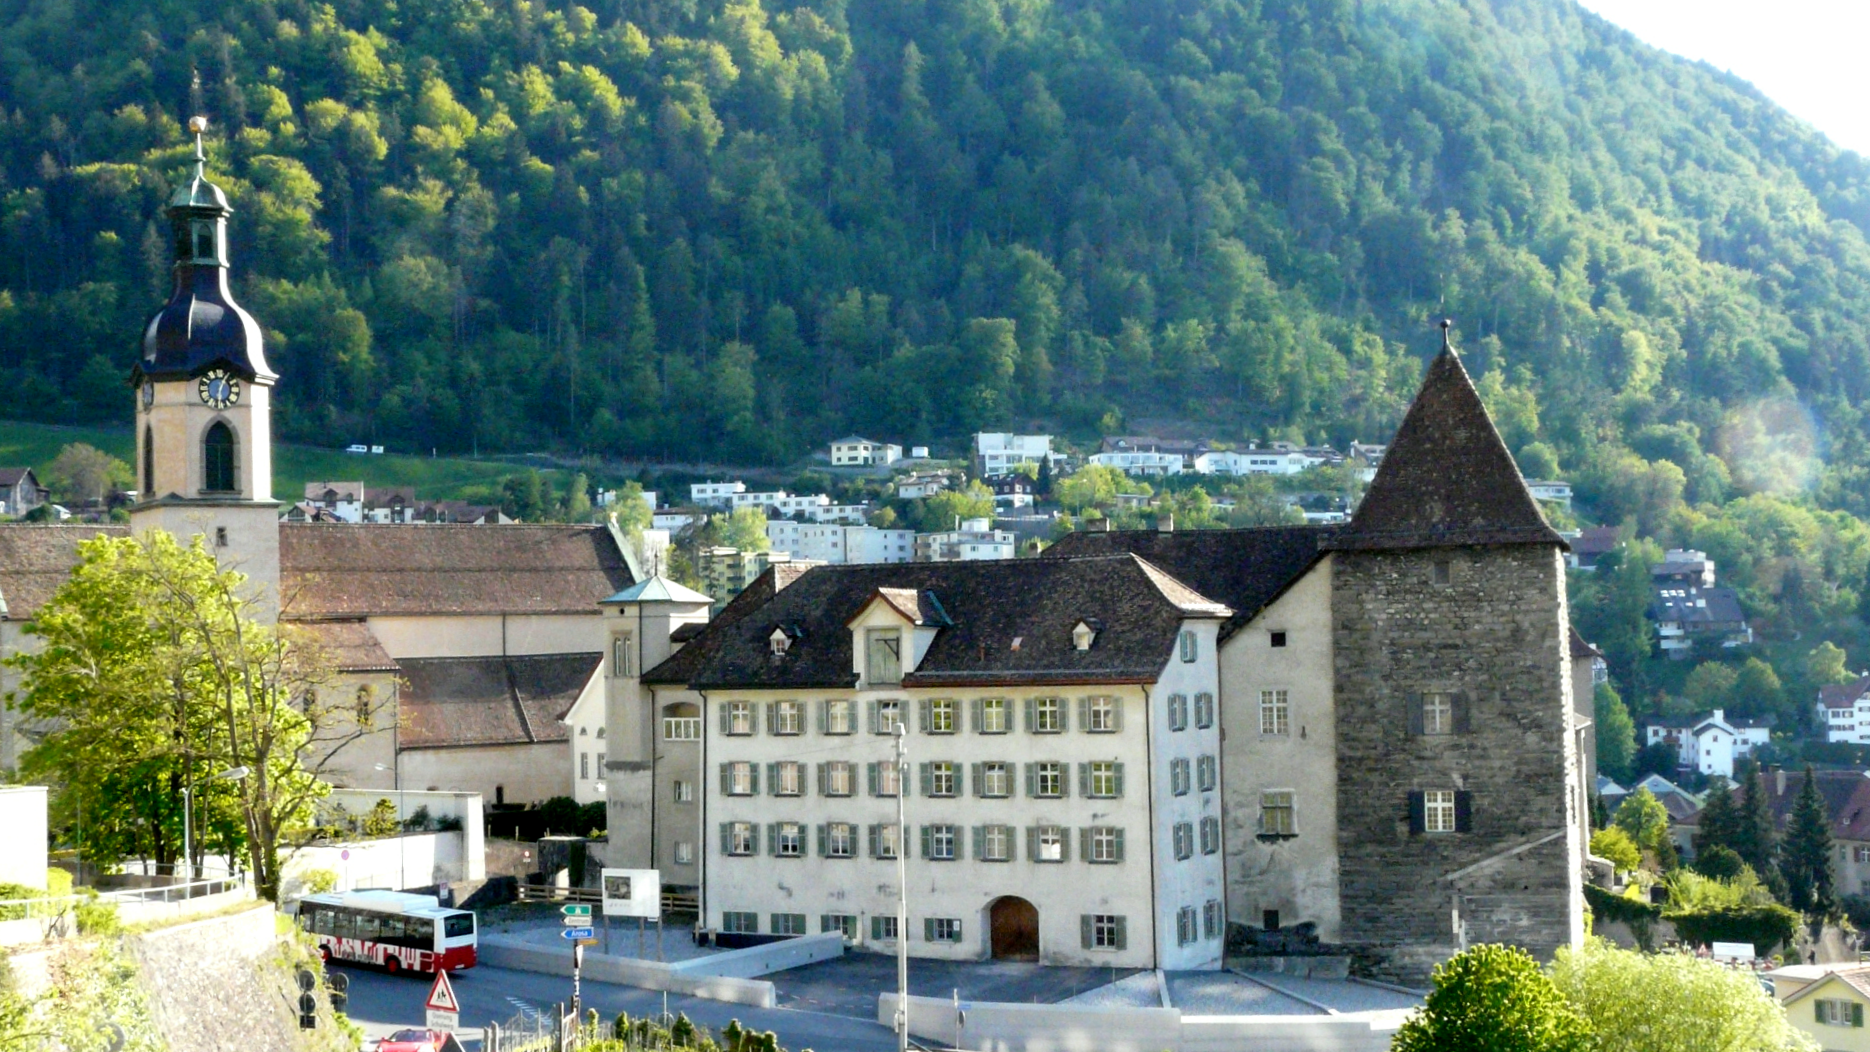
left=335, top=962, right=898, bottom=1052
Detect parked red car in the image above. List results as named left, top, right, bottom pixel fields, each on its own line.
left=372, top=1029, right=463, bottom=1052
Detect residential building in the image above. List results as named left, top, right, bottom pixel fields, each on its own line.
left=1648, top=549, right=1752, bottom=657
left=699, top=547, right=822, bottom=600
left=1565, top=526, right=1619, bottom=572
left=910, top=446, right=931, bottom=460
left=1770, top=964, right=1870, bottom=1048
left=653, top=508, right=706, bottom=532
left=830, top=437, right=903, bottom=467
left=685, top=557, right=1232, bottom=968
left=0, top=468, right=46, bottom=519
left=303, top=481, right=365, bottom=521
left=1641, top=709, right=1771, bottom=780
left=1820, top=676, right=1870, bottom=743
left=691, top=482, right=747, bottom=506
left=982, top=474, right=1035, bottom=510
left=896, top=473, right=956, bottom=500
left=973, top=433, right=1061, bottom=476
left=595, top=575, right=714, bottom=842
left=1682, top=768, right=1870, bottom=896
left=1089, top=450, right=1187, bottom=476
left=810, top=503, right=870, bottom=525
left=1525, top=481, right=1572, bottom=508
left=765, top=522, right=914, bottom=565
left=916, top=519, right=1016, bottom=561
left=1191, top=444, right=1335, bottom=476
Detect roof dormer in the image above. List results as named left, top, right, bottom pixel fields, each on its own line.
left=1073, top=619, right=1102, bottom=652
left=849, top=586, right=951, bottom=686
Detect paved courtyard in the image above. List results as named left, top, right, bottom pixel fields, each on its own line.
left=769, top=953, right=1145, bottom=1018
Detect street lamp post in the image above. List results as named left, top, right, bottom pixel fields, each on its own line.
left=374, top=763, right=406, bottom=889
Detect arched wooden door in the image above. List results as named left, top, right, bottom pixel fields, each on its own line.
left=989, top=897, right=1039, bottom=960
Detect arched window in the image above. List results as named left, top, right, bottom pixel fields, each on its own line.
left=203, top=422, right=237, bottom=493
left=142, top=426, right=154, bottom=497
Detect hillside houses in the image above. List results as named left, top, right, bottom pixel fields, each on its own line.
left=1649, top=549, right=1753, bottom=657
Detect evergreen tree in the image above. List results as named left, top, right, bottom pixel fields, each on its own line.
left=1693, top=778, right=1741, bottom=857
left=1035, top=454, right=1052, bottom=499
left=1731, top=764, right=1780, bottom=888
left=1781, top=765, right=1837, bottom=915
left=1594, top=683, right=1637, bottom=783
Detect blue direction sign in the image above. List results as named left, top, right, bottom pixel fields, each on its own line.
left=561, top=927, right=595, bottom=940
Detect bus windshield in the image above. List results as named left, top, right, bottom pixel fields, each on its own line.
left=443, top=912, right=475, bottom=939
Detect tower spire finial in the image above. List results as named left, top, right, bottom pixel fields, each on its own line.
left=187, top=116, right=208, bottom=178
left=1440, top=317, right=1453, bottom=355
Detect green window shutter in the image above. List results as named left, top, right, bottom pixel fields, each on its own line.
left=924, top=918, right=936, bottom=943
left=918, top=699, right=930, bottom=733
left=719, top=823, right=731, bottom=856
left=1078, top=763, right=1089, bottom=798
left=1113, top=827, right=1126, bottom=862
left=719, top=702, right=730, bottom=734
left=816, top=824, right=827, bottom=856
left=1081, top=915, right=1093, bottom=949
left=972, top=826, right=984, bottom=859
left=764, top=702, right=774, bottom=735
left=1024, top=763, right=1036, bottom=798
left=748, top=764, right=760, bottom=795
left=1407, top=694, right=1424, bottom=736
left=1059, top=827, right=1071, bottom=863
left=816, top=762, right=826, bottom=794
left=970, top=762, right=982, bottom=796
left=1007, top=826, right=1018, bottom=861
left=1113, top=697, right=1124, bottom=732
left=817, top=700, right=828, bottom=734
left=1455, top=791, right=1473, bottom=833
left=766, top=763, right=778, bottom=795
left=1114, top=916, right=1127, bottom=951
left=867, top=762, right=878, bottom=796
left=1080, top=827, right=1091, bottom=860
left=1817, top=1002, right=1825, bottom=1023
left=1853, top=1001, right=1863, bottom=1027
left=1407, top=791, right=1426, bottom=835
left=1077, top=696, right=1088, bottom=731
left=868, top=700, right=879, bottom=734
left=1024, top=697, right=1036, bottom=731
left=767, top=824, right=777, bottom=856
left=1061, top=764, right=1072, bottom=798
left=970, top=697, right=982, bottom=732
left=868, top=824, right=879, bottom=858
left=1113, top=763, right=1125, bottom=798
left=720, top=763, right=732, bottom=796
left=920, top=825, right=933, bottom=859
left=1026, top=826, right=1038, bottom=860
left=920, top=763, right=932, bottom=797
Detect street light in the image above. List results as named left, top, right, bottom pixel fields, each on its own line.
left=181, top=766, right=249, bottom=881
left=374, top=763, right=407, bottom=889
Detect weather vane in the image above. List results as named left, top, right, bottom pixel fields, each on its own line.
left=187, top=115, right=208, bottom=174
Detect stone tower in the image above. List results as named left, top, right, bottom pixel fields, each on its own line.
left=1326, top=327, right=1584, bottom=981
left=130, top=119, right=282, bottom=610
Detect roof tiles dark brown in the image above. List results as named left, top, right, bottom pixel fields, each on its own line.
left=292, top=620, right=399, bottom=673
left=1327, top=347, right=1565, bottom=552
left=642, top=566, right=795, bottom=686
left=680, top=555, right=1230, bottom=691
left=279, top=523, right=634, bottom=619
left=397, top=653, right=601, bottom=749
left=0, top=524, right=130, bottom=619
left=1042, top=526, right=1331, bottom=639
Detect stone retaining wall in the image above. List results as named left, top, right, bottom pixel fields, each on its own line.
left=879, top=992, right=1406, bottom=1052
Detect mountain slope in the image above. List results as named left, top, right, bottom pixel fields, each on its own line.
left=0, top=0, right=1868, bottom=509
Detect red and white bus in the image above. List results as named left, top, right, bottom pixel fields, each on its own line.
left=298, top=891, right=477, bottom=974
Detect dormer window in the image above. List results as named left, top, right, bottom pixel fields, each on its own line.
left=770, top=627, right=792, bottom=657
left=1073, top=620, right=1099, bottom=651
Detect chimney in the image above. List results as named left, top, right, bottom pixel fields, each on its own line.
left=1159, top=511, right=1174, bottom=533
left=1775, top=766, right=1786, bottom=795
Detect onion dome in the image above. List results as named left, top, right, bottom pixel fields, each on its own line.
left=134, top=118, right=274, bottom=385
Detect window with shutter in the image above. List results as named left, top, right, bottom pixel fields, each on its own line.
left=979, top=697, right=1009, bottom=733
left=1454, top=790, right=1473, bottom=833
left=1453, top=693, right=1472, bottom=734
left=1408, top=791, right=1427, bottom=835
left=1407, top=694, right=1425, bottom=736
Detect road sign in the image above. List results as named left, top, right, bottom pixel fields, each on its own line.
left=561, top=904, right=592, bottom=918
left=561, top=926, right=595, bottom=940
left=426, top=1009, right=460, bottom=1033
left=424, top=969, right=460, bottom=1013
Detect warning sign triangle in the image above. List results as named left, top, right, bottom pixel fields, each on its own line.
left=424, top=969, right=460, bottom=1013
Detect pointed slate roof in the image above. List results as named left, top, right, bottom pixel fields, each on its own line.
left=1327, top=332, right=1565, bottom=551
left=602, top=574, right=712, bottom=605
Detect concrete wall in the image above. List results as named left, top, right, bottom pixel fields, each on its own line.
left=400, top=742, right=567, bottom=804
left=1333, top=544, right=1583, bottom=982
left=1222, top=559, right=1341, bottom=940
left=475, top=931, right=843, bottom=1006
left=365, top=613, right=603, bottom=659
left=0, top=622, right=38, bottom=772
left=703, top=684, right=1162, bottom=968
left=0, top=785, right=48, bottom=887
left=1150, top=618, right=1226, bottom=970
left=603, top=598, right=708, bottom=876
left=879, top=993, right=1404, bottom=1052
left=638, top=684, right=704, bottom=887
left=283, top=829, right=479, bottom=898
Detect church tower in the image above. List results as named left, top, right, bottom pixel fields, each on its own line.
left=1325, top=322, right=1583, bottom=981
left=130, top=118, right=281, bottom=608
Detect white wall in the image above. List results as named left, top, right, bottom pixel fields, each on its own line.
left=283, top=830, right=478, bottom=898
left=400, top=742, right=568, bottom=805
left=1221, top=558, right=1342, bottom=941
left=364, top=612, right=603, bottom=659
left=0, top=786, right=48, bottom=888
left=1150, top=619, right=1226, bottom=970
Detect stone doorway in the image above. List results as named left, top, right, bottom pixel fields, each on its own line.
left=989, top=896, right=1039, bottom=960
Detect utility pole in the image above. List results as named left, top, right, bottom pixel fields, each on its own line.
left=895, top=723, right=909, bottom=1052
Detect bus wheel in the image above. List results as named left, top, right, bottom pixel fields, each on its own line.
left=384, top=956, right=401, bottom=976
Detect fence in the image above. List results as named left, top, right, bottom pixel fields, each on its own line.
left=514, top=884, right=698, bottom=914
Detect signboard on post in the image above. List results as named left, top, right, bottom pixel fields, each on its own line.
left=601, top=868, right=661, bottom=918
left=1712, top=941, right=1756, bottom=961
left=424, top=969, right=460, bottom=1033
left=562, top=904, right=592, bottom=925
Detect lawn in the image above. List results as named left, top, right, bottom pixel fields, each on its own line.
left=0, top=420, right=574, bottom=505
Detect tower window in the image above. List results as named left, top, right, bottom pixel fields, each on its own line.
left=214, top=527, right=228, bottom=548
left=203, top=421, right=236, bottom=492
left=142, top=425, right=154, bottom=497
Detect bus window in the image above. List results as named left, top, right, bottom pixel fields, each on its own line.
left=381, top=916, right=405, bottom=942
left=444, top=913, right=475, bottom=940
left=406, top=918, right=434, bottom=946
left=334, top=911, right=357, bottom=940
left=311, top=908, right=334, bottom=936
left=357, top=914, right=381, bottom=941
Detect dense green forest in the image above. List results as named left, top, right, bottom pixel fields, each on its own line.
left=11, top=0, right=1870, bottom=728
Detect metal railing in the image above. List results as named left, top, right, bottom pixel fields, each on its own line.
left=100, top=872, right=248, bottom=903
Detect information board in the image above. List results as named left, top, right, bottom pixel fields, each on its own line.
left=600, top=868, right=660, bottom=918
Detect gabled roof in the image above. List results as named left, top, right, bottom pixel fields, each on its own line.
left=279, top=523, right=634, bottom=619
left=1569, top=626, right=1603, bottom=660
left=680, top=555, right=1230, bottom=690
left=397, top=653, right=601, bottom=749
left=0, top=467, right=40, bottom=487
left=1325, top=341, right=1565, bottom=552
left=856, top=586, right=953, bottom=627
left=1821, top=676, right=1870, bottom=708
left=602, top=575, right=713, bottom=605
left=0, top=524, right=130, bottom=620
left=1041, top=526, right=1331, bottom=638
left=1781, top=967, right=1870, bottom=1007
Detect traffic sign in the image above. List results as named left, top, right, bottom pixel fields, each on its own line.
left=426, top=1009, right=459, bottom=1033
left=424, top=969, right=460, bottom=1013
left=561, top=926, right=595, bottom=940
left=561, top=904, right=592, bottom=918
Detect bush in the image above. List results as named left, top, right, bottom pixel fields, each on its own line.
left=1551, top=939, right=1816, bottom=1052
left=1692, top=844, right=1745, bottom=881
left=362, top=798, right=400, bottom=838
left=1389, top=943, right=1593, bottom=1052
left=1583, top=884, right=1662, bottom=952
left=1668, top=905, right=1801, bottom=958
left=73, top=890, right=119, bottom=935
left=539, top=796, right=581, bottom=835
left=302, top=869, right=339, bottom=894
left=578, top=801, right=606, bottom=837
left=1590, top=828, right=1642, bottom=873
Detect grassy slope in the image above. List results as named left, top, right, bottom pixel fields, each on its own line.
left=0, top=419, right=564, bottom=505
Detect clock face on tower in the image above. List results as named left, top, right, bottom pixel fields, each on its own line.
left=197, top=368, right=241, bottom=410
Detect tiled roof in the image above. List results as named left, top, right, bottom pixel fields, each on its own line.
left=1821, top=676, right=1870, bottom=707
left=279, top=523, right=634, bottom=618
left=397, top=653, right=601, bottom=749
left=1680, top=769, right=1870, bottom=841
left=640, top=566, right=803, bottom=686
left=1326, top=346, right=1566, bottom=551
left=1569, top=626, right=1603, bottom=660
left=1782, top=968, right=1870, bottom=1007
left=679, top=555, right=1230, bottom=690
left=292, top=619, right=399, bottom=673
left=0, top=468, right=37, bottom=486
left=1571, top=527, right=1620, bottom=556
left=1041, top=526, right=1330, bottom=638
left=1649, top=586, right=1747, bottom=627
left=0, top=524, right=130, bottom=619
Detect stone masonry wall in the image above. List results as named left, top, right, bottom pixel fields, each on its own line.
left=1332, top=544, right=1582, bottom=982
